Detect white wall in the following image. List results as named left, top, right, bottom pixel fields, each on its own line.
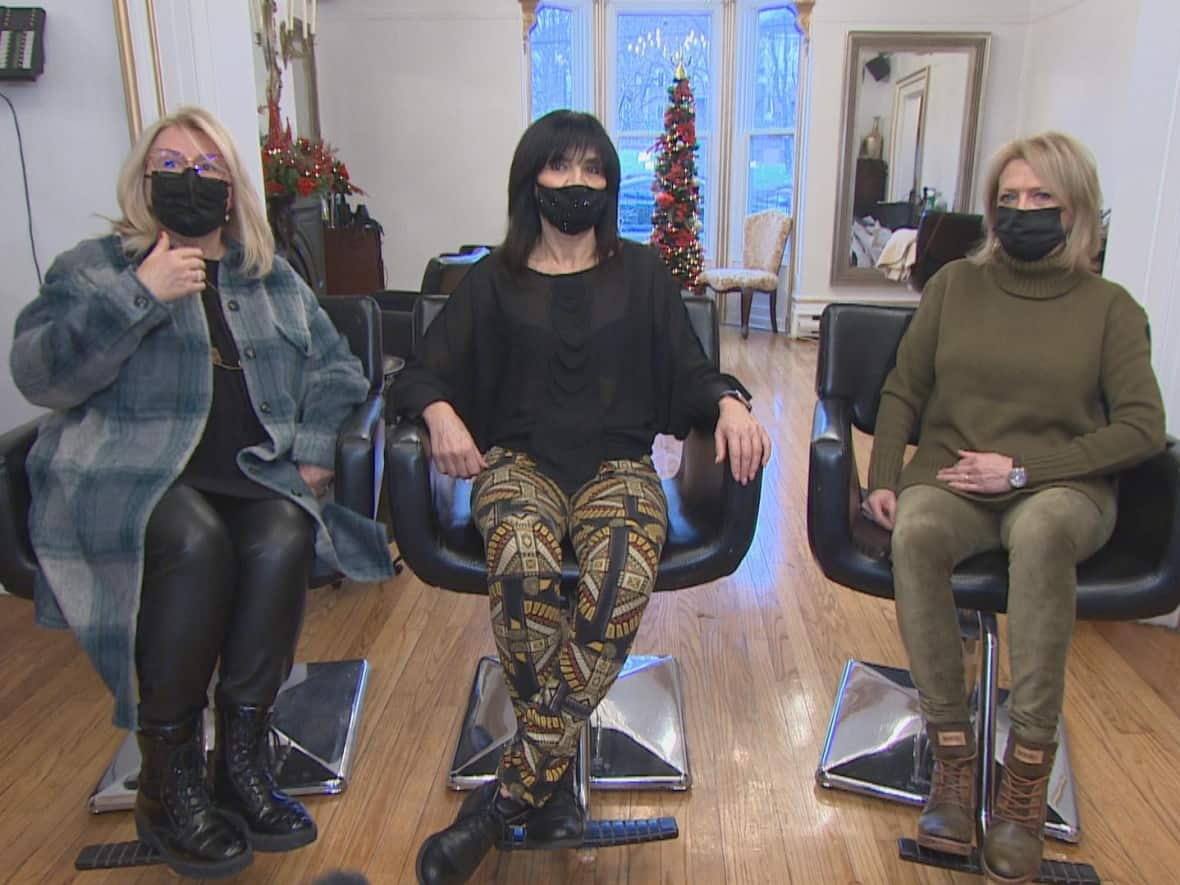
left=151, top=1, right=262, bottom=199
left=796, top=0, right=1029, bottom=313
left=1103, top=0, right=1180, bottom=628
left=1103, top=0, right=1180, bottom=437
left=0, top=1, right=131, bottom=426
left=1018, top=0, right=1140, bottom=186
left=1016, top=0, right=1179, bottom=430
left=315, top=0, right=524, bottom=290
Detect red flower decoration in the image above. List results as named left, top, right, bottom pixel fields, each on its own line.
left=261, top=100, right=364, bottom=200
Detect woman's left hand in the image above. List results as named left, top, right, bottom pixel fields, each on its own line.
left=936, top=450, right=1014, bottom=495
left=715, top=398, right=772, bottom=485
left=298, top=463, right=335, bottom=497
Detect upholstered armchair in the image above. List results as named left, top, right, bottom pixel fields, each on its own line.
left=698, top=209, right=793, bottom=338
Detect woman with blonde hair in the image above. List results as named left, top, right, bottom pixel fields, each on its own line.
left=862, top=131, right=1165, bottom=883
left=11, top=105, right=392, bottom=878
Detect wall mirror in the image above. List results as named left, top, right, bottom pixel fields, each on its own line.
left=831, top=31, right=990, bottom=286
left=251, top=3, right=321, bottom=141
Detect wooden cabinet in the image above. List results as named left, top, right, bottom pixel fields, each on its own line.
left=324, top=228, right=385, bottom=295
left=853, top=158, right=887, bottom=218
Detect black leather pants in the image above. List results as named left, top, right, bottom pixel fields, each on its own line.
left=136, top=484, right=314, bottom=724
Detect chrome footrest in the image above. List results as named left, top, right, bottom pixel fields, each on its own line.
left=448, top=654, right=691, bottom=792
left=88, top=659, right=370, bottom=813
left=817, top=658, right=1079, bottom=843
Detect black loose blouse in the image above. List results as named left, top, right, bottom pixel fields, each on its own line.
left=178, top=259, right=273, bottom=498
left=394, top=240, right=748, bottom=493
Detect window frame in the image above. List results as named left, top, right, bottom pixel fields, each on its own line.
left=728, top=1, right=804, bottom=266
left=530, top=1, right=594, bottom=121
left=526, top=0, right=811, bottom=289
left=605, top=0, right=722, bottom=251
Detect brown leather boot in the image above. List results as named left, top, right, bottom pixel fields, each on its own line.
left=982, top=734, right=1057, bottom=884
left=917, top=721, right=978, bottom=856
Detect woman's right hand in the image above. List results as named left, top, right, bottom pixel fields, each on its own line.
left=861, top=488, right=897, bottom=530
left=422, top=401, right=488, bottom=479
left=135, top=232, right=206, bottom=303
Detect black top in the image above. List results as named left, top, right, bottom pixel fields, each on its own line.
left=179, top=260, right=273, bottom=498
left=394, top=240, right=747, bottom=493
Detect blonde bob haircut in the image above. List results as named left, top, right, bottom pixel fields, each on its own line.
left=972, top=131, right=1103, bottom=273
left=113, top=105, right=275, bottom=278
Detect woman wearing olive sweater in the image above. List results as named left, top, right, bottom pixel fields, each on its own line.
left=862, top=132, right=1166, bottom=885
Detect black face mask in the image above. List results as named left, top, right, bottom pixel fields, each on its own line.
left=535, top=184, right=609, bottom=235
left=994, top=206, right=1066, bottom=262
left=150, top=169, right=230, bottom=238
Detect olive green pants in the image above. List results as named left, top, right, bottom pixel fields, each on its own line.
left=891, top=484, right=1116, bottom=744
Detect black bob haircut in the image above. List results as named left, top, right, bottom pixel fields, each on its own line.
left=499, top=110, right=622, bottom=275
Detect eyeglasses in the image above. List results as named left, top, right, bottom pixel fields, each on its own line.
left=146, top=148, right=231, bottom=180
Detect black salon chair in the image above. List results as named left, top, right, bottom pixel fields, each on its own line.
left=369, top=288, right=420, bottom=419
left=386, top=294, right=762, bottom=846
left=419, top=248, right=490, bottom=295
left=808, top=302, right=1180, bottom=844
left=910, top=211, right=985, bottom=291
left=872, top=200, right=916, bottom=231
left=0, top=295, right=387, bottom=813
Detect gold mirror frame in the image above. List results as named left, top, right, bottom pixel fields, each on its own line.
left=830, top=31, right=990, bottom=287
left=113, top=0, right=166, bottom=144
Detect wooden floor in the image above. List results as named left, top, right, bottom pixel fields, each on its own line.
left=3, top=326, right=1179, bottom=884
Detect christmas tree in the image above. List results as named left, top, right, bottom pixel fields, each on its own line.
left=650, top=61, right=705, bottom=288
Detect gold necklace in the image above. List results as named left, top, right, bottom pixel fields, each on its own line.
left=210, top=345, right=243, bottom=371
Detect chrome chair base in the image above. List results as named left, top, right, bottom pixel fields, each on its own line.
left=448, top=654, right=691, bottom=792
left=816, top=658, right=1080, bottom=843
left=88, top=659, right=370, bottom=813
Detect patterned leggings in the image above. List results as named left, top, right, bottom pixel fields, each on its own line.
left=470, top=447, right=668, bottom=806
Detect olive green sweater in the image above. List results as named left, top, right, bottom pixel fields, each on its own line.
left=867, top=253, right=1167, bottom=508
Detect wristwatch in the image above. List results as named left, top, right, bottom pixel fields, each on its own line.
left=1008, top=459, right=1028, bottom=489
left=720, top=389, right=752, bottom=412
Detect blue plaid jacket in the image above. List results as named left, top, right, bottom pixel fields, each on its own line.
left=10, top=235, right=393, bottom=729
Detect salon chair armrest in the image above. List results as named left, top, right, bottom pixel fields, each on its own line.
left=674, top=425, right=763, bottom=575
left=0, top=417, right=42, bottom=600
left=386, top=418, right=485, bottom=590
left=807, top=396, right=895, bottom=600
left=334, top=394, right=385, bottom=519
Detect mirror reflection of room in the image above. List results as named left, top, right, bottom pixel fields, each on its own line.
left=849, top=47, right=971, bottom=272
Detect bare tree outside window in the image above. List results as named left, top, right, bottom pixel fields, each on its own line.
left=531, top=6, right=574, bottom=120
left=526, top=4, right=804, bottom=257
left=615, top=13, right=713, bottom=246
left=747, top=6, right=801, bottom=214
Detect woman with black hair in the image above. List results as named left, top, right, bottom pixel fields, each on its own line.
left=396, top=110, right=770, bottom=885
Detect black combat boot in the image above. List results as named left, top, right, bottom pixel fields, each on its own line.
left=212, top=703, right=317, bottom=851
left=416, top=781, right=531, bottom=885
left=524, top=761, right=586, bottom=847
left=134, top=715, right=253, bottom=879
